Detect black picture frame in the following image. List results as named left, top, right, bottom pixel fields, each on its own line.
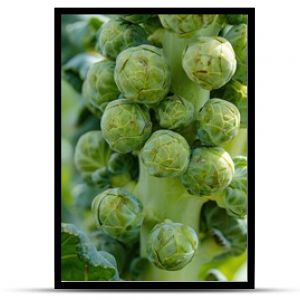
left=55, top=7, right=255, bottom=290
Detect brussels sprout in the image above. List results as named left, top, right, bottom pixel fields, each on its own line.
left=158, top=14, right=224, bottom=35
left=74, top=130, right=137, bottom=188
left=211, top=80, right=247, bottom=128
left=114, top=45, right=171, bottom=104
left=226, top=14, right=247, bottom=25
left=205, top=269, right=228, bottom=281
left=147, top=220, right=199, bottom=271
left=224, top=24, right=247, bottom=84
left=196, top=98, right=240, bottom=146
left=223, top=156, right=248, bottom=218
left=100, top=99, right=152, bottom=153
left=182, top=37, right=237, bottom=90
left=141, top=130, right=190, bottom=178
left=155, top=95, right=194, bottom=130
left=120, top=14, right=154, bottom=24
left=200, top=201, right=247, bottom=256
left=82, top=59, right=120, bottom=117
left=74, top=131, right=113, bottom=184
left=97, top=19, right=147, bottom=60
left=181, top=147, right=234, bottom=196
left=91, top=188, right=143, bottom=243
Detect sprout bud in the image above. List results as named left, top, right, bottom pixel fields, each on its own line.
left=196, top=98, right=240, bottom=146
left=101, top=99, right=152, bottom=153
left=91, top=188, right=143, bottom=242
left=181, top=147, right=234, bottom=196
left=74, top=131, right=112, bottom=184
left=114, top=45, right=171, bottom=104
left=147, top=220, right=199, bottom=271
left=182, top=37, right=237, bottom=90
left=141, top=130, right=190, bottom=177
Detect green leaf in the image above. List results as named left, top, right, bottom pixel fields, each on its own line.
left=61, top=223, right=119, bottom=281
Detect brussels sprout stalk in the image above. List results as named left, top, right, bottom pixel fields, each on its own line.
left=131, top=27, right=246, bottom=281
left=134, top=156, right=226, bottom=280
left=69, top=14, right=249, bottom=282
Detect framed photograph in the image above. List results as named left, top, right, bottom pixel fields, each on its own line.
left=55, top=7, right=255, bottom=289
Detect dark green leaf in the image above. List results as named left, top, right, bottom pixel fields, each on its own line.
left=61, top=223, right=119, bottom=281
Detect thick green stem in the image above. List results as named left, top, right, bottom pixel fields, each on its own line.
left=130, top=31, right=224, bottom=281
left=134, top=156, right=203, bottom=248
left=133, top=156, right=225, bottom=281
